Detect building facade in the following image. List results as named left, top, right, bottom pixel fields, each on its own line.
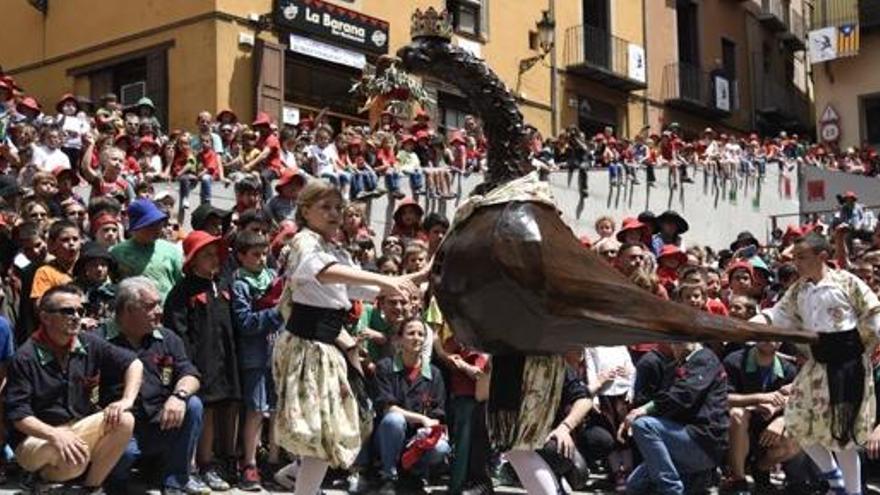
left=811, top=0, right=880, bottom=149
left=0, top=0, right=812, bottom=140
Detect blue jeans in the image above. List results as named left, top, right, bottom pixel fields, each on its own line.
left=384, top=171, right=402, bottom=192
left=374, top=411, right=451, bottom=479
left=608, top=162, right=623, bottom=182
left=626, top=416, right=716, bottom=495
left=260, top=168, right=279, bottom=201
left=321, top=171, right=351, bottom=189
left=350, top=169, right=378, bottom=198
left=403, top=170, right=424, bottom=193
left=179, top=174, right=213, bottom=205
left=109, top=396, right=204, bottom=490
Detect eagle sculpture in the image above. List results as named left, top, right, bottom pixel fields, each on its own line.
left=397, top=8, right=816, bottom=353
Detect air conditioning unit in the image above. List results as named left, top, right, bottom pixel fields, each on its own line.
left=120, top=82, right=146, bottom=107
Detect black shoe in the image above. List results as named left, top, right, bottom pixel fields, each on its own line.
left=682, top=177, right=695, bottom=183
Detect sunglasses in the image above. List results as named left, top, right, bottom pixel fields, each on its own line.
left=45, top=306, right=84, bottom=317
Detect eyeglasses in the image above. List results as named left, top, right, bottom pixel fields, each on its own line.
left=45, top=306, right=84, bottom=317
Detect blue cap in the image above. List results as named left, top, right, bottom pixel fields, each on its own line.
left=127, top=199, right=168, bottom=231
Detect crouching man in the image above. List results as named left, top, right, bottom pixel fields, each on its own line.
left=100, top=277, right=206, bottom=495
left=5, top=285, right=143, bottom=494
left=723, top=341, right=812, bottom=494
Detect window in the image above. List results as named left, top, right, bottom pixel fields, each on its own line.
left=448, top=0, right=486, bottom=37
left=439, top=92, right=471, bottom=131
left=676, top=0, right=699, bottom=66
left=722, top=39, right=736, bottom=79
left=864, top=94, right=880, bottom=146
left=284, top=54, right=362, bottom=118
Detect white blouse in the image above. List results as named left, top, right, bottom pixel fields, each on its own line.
left=287, top=228, right=380, bottom=310
left=584, top=345, right=635, bottom=398
left=762, top=269, right=880, bottom=336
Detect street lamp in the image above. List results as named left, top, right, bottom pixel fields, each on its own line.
left=536, top=9, right=556, bottom=54
left=517, top=6, right=558, bottom=136
left=518, top=10, right=555, bottom=74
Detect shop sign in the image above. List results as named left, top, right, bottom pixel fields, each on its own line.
left=289, top=34, right=367, bottom=69
left=277, top=0, right=390, bottom=55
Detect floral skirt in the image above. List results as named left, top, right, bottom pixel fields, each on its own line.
left=488, top=355, right=566, bottom=452
left=785, top=331, right=877, bottom=450
left=272, top=332, right=369, bottom=468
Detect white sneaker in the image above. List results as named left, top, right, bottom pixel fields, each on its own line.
left=182, top=198, right=190, bottom=209
left=273, top=460, right=300, bottom=490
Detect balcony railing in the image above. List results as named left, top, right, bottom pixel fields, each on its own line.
left=662, top=63, right=739, bottom=117
left=755, top=77, right=811, bottom=128
left=758, top=0, right=788, bottom=32
left=563, top=24, right=647, bottom=91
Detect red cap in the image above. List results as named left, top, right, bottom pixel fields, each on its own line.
left=726, top=260, right=755, bottom=279
left=252, top=112, right=272, bottom=127
left=415, top=130, right=430, bottom=141
left=449, top=132, right=466, bottom=145
left=183, top=230, right=227, bottom=271
left=137, top=135, right=160, bottom=152
left=843, top=191, right=858, bottom=200
left=275, top=168, right=306, bottom=193
left=616, top=217, right=651, bottom=244
left=414, top=108, right=430, bottom=121
left=657, top=244, right=687, bottom=264
left=401, top=134, right=416, bottom=145
left=782, top=224, right=803, bottom=242
left=16, top=96, right=41, bottom=113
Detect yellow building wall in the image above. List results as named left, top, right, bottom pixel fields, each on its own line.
left=813, top=32, right=880, bottom=149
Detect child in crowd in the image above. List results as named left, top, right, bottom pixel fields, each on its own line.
left=30, top=220, right=81, bottom=304
left=396, top=135, right=425, bottom=196
left=728, top=294, right=758, bottom=321
left=231, top=232, right=284, bottom=491
left=73, top=240, right=116, bottom=328
left=80, top=142, right=134, bottom=203
left=423, top=213, right=449, bottom=257
left=53, top=168, right=84, bottom=212
left=595, top=215, right=616, bottom=241
left=345, top=137, right=381, bottom=200
left=31, top=172, right=58, bottom=217
left=341, top=202, right=373, bottom=249
left=266, top=168, right=306, bottom=225
left=402, top=240, right=429, bottom=275
left=391, top=199, right=425, bottom=243
left=373, top=132, right=405, bottom=199
left=656, top=245, right=687, bottom=294
left=113, top=134, right=144, bottom=186
left=55, top=93, right=90, bottom=166
left=196, top=133, right=225, bottom=202
left=164, top=231, right=241, bottom=491
left=137, top=136, right=166, bottom=182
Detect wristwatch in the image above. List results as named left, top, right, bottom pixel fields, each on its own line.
left=172, top=390, right=189, bottom=401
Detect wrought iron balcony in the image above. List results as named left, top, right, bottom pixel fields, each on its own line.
left=563, top=24, right=647, bottom=92
left=754, top=76, right=811, bottom=130
left=779, top=9, right=806, bottom=50
left=662, top=63, right=739, bottom=118
left=758, top=0, right=788, bottom=32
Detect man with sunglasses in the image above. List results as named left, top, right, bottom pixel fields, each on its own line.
left=6, top=284, right=143, bottom=494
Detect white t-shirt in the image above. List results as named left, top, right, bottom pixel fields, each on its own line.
left=584, top=345, right=635, bottom=398
left=307, top=144, right=338, bottom=177
left=57, top=113, right=90, bottom=150
left=32, top=144, right=71, bottom=172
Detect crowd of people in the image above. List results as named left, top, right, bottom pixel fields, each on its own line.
left=2, top=73, right=880, bottom=495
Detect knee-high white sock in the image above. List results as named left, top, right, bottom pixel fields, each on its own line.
left=506, top=450, right=559, bottom=495
left=802, top=444, right=843, bottom=489
left=294, top=456, right=329, bottom=495
left=835, top=448, right=862, bottom=494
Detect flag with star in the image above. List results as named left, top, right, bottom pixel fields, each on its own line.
left=837, top=23, right=859, bottom=57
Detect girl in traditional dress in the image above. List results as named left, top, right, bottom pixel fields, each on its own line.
left=758, top=233, right=880, bottom=495
left=273, top=180, right=421, bottom=495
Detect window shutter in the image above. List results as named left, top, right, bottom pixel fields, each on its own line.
left=254, top=39, right=286, bottom=125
